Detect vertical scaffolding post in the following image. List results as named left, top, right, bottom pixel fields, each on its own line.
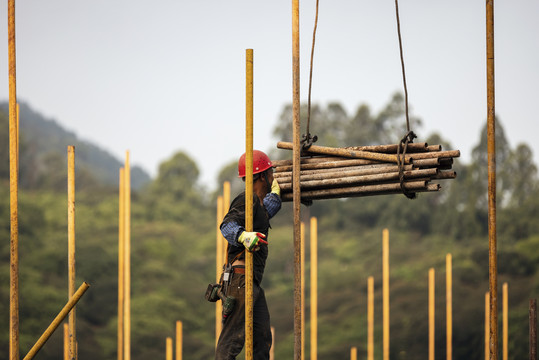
left=270, top=327, right=275, bottom=360
left=8, top=0, right=19, bottom=358
left=446, top=254, right=452, bottom=360
left=300, top=222, right=305, bottom=360
left=118, top=168, right=125, bottom=360
left=291, top=0, right=302, bottom=358
left=367, top=276, right=374, bottom=360
left=383, top=229, right=389, bottom=360
left=222, top=182, right=231, bottom=264
left=428, top=268, right=435, bottom=360
left=531, top=299, right=537, bottom=360
left=215, top=195, right=224, bottom=345
left=485, top=292, right=490, bottom=360
left=350, top=347, right=357, bottom=360
left=64, top=323, right=69, bottom=360
left=176, top=321, right=183, bottom=360
left=503, top=283, right=508, bottom=360
left=244, top=48, right=254, bottom=360
left=68, top=146, right=77, bottom=360
left=124, top=152, right=131, bottom=360
left=166, top=337, right=173, bottom=360
left=310, top=217, right=318, bottom=360
left=486, top=0, right=498, bottom=358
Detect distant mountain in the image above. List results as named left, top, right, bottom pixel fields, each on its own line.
left=0, top=101, right=151, bottom=190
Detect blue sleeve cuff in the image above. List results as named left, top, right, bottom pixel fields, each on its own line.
left=220, top=221, right=244, bottom=247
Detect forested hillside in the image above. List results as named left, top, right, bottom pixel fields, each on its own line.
left=1, top=94, right=539, bottom=359
left=0, top=102, right=151, bottom=191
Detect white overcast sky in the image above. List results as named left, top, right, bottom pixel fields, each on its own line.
left=1, top=1, right=538, bottom=189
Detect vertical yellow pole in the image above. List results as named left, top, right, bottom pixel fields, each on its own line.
left=124, top=151, right=131, bottom=360
left=245, top=48, right=254, bottom=360
left=429, top=268, right=435, bottom=360
left=486, top=1, right=498, bottom=359
left=485, top=292, right=490, bottom=360
left=270, top=327, right=275, bottom=360
left=176, top=321, right=183, bottom=360
left=8, top=0, right=19, bottom=358
left=68, top=145, right=77, bottom=360
left=16, top=103, right=19, bottom=172
left=383, top=229, right=389, bottom=360
left=292, top=0, right=302, bottom=358
left=300, top=222, right=305, bottom=360
left=350, top=347, right=357, bottom=360
left=118, top=168, right=125, bottom=360
left=446, top=254, right=452, bottom=360
left=215, top=195, right=224, bottom=346
left=222, top=181, right=231, bottom=279
left=503, top=283, right=508, bottom=360
left=64, top=323, right=69, bottom=360
left=166, top=337, right=173, bottom=360
left=367, top=276, right=374, bottom=360
left=310, top=217, right=318, bottom=360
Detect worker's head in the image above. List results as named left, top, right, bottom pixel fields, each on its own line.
left=238, top=150, right=274, bottom=192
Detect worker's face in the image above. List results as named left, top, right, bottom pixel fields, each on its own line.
left=261, top=169, right=274, bottom=193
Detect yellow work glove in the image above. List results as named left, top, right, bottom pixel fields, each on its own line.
left=238, top=231, right=268, bottom=251
left=271, top=178, right=280, bottom=197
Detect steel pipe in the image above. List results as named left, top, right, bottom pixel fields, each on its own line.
left=277, top=141, right=412, bottom=164
left=281, top=181, right=438, bottom=201
left=279, top=168, right=437, bottom=191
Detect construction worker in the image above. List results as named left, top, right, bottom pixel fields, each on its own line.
left=215, top=150, right=282, bottom=360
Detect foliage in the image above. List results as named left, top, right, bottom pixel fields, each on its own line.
left=1, top=96, right=539, bottom=359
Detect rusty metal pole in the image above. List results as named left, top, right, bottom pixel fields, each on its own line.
left=118, top=168, right=125, bottom=360
left=292, top=0, right=302, bottom=358
left=530, top=299, right=537, bottom=360
left=67, top=146, right=77, bottom=360
left=486, top=0, right=498, bottom=359
left=8, top=0, right=19, bottom=358
left=245, top=48, right=254, bottom=360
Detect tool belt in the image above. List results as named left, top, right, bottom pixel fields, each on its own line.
left=232, top=265, right=245, bottom=274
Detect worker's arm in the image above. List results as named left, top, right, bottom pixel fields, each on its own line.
left=220, top=221, right=244, bottom=247
left=263, top=179, right=282, bottom=219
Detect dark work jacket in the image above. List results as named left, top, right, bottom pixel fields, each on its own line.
left=221, top=191, right=271, bottom=285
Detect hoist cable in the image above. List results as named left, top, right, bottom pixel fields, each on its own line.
left=394, top=0, right=411, bottom=133
left=302, top=0, right=320, bottom=150
left=394, top=0, right=417, bottom=198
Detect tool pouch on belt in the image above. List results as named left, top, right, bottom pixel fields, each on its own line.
left=205, top=283, right=221, bottom=302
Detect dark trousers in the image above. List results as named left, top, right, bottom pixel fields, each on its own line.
left=215, top=273, right=272, bottom=360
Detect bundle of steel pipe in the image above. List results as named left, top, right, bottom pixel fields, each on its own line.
left=274, top=142, right=459, bottom=202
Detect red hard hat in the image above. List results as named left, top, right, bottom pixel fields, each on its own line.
left=238, top=150, right=273, bottom=178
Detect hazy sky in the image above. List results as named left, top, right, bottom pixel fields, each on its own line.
left=1, top=1, right=538, bottom=189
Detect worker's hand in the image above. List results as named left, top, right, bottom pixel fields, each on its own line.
left=238, top=231, right=268, bottom=251
left=271, top=178, right=280, bottom=197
